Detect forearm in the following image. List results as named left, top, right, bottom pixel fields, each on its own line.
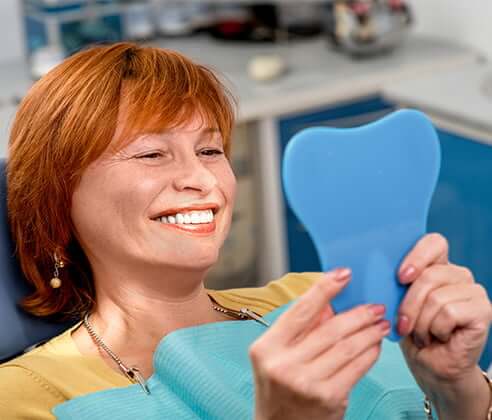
left=426, top=366, right=491, bottom=420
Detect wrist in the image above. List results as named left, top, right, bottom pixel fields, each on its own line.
left=426, top=366, right=491, bottom=420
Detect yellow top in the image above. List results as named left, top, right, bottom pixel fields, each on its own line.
left=0, top=272, right=322, bottom=419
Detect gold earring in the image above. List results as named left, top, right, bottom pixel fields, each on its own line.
left=50, top=252, right=64, bottom=289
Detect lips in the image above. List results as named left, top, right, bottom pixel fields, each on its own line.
left=157, top=219, right=217, bottom=235
left=151, top=203, right=219, bottom=236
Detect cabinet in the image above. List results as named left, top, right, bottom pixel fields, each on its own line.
left=428, top=130, right=492, bottom=284
left=277, top=98, right=492, bottom=369
left=428, top=129, right=492, bottom=369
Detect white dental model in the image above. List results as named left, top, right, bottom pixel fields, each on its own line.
left=248, top=54, right=287, bottom=82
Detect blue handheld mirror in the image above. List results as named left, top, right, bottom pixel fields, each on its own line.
left=282, top=109, right=441, bottom=341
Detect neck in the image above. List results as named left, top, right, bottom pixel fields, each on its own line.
left=72, top=262, right=229, bottom=378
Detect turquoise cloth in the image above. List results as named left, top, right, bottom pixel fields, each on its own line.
left=53, top=303, right=433, bottom=419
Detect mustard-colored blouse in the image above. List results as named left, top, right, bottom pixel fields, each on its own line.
left=0, top=272, right=322, bottom=419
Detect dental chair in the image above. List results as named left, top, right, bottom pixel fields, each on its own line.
left=0, top=158, right=74, bottom=362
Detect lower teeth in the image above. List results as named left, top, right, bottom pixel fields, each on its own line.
left=161, top=221, right=210, bottom=225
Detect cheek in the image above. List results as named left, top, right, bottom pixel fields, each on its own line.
left=71, top=178, right=117, bottom=254
left=70, top=165, right=159, bottom=245
left=71, top=169, right=106, bottom=237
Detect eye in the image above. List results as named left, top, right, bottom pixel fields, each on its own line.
left=135, top=151, right=164, bottom=160
left=199, top=148, right=224, bottom=157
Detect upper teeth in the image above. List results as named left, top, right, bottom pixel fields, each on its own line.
left=158, top=209, right=214, bottom=225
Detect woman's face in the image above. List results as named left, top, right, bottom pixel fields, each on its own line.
left=71, top=113, right=236, bottom=274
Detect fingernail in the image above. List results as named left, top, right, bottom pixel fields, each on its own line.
left=334, top=267, right=351, bottom=282
left=399, top=265, right=417, bottom=282
left=320, top=305, right=334, bottom=323
left=412, top=333, right=425, bottom=349
left=378, top=320, right=391, bottom=334
left=370, top=304, right=386, bottom=318
left=328, top=268, right=352, bottom=283
left=397, top=314, right=410, bottom=335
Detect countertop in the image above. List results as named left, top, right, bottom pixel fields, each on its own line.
left=383, top=61, right=492, bottom=139
left=0, top=34, right=479, bottom=124
left=154, top=35, right=476, bottom=122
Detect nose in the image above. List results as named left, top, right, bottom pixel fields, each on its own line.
left=172, top=154, right=217, bottom=195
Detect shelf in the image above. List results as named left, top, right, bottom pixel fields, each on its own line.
left=24, top=3, right=121, bottom=24
left=23, top=0, right=333, bottom=24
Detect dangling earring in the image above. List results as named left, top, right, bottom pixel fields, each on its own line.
left=50, top=252, right=65, bottom=289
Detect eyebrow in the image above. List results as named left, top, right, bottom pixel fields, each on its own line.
left=134, top=127, right=221, bottom=146
left=160, top=127, right=220, bottom=136
left=202, top=128, right=220, bottom=134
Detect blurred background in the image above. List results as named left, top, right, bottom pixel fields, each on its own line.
left=0, top=1, right=491, bottom=366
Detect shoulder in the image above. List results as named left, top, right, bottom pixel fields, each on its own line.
left=0, top=324, right=126, bottom=419
left=0, top=359, right=63, bottom=419
left=209, top=272, right=324, bottom=316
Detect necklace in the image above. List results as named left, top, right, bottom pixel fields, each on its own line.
left=82, top=302, right=270, bottom=395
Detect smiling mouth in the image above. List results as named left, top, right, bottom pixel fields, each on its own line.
left=151, top=207, right=218, bottom=234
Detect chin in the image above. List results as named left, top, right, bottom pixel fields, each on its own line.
left=167, top=251, right=220, bottom=272
left=175, top=259, right=218, bottom=273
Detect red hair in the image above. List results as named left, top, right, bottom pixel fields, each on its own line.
left=7, top=42, right=236, bottom=319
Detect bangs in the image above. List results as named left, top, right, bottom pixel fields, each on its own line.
left=113, top=49, right=236, bottom=156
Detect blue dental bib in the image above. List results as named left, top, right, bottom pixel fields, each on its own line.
left=54, top=304, right=430, bottom=419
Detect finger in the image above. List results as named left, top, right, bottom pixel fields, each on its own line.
left=266, top=268, right=352, bottom=346
left=413, top=283, right=477, bottom=346
left=296, top=304, right=335, bottom=342
left=398, top=264, right=473, bottom=336
left=306, top=319, right=389, bottom=381
left=430, top=290, right=492, bottom=343
left=398, top=233, right=449, bottom=284
left=315, top=343, right=382, bottom=403
left=293, top=303, right=386, bottom=361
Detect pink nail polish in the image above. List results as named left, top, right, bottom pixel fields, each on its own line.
left=399, top=265, right=416, bottom=282
left=370, top=304, right=386, bottom=317
left=397, top=314, right=410, bottom=335
left=334, top=268, right=351, bottom=282
left=378, top=320, right=391, bottom=333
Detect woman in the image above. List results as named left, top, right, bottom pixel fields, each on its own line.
left=0, top=42, right=490, bottom=419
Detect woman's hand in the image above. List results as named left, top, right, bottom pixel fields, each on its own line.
left=397, top=233, right=492, bottom=419
left=249, top=268, right=390, bottom=420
